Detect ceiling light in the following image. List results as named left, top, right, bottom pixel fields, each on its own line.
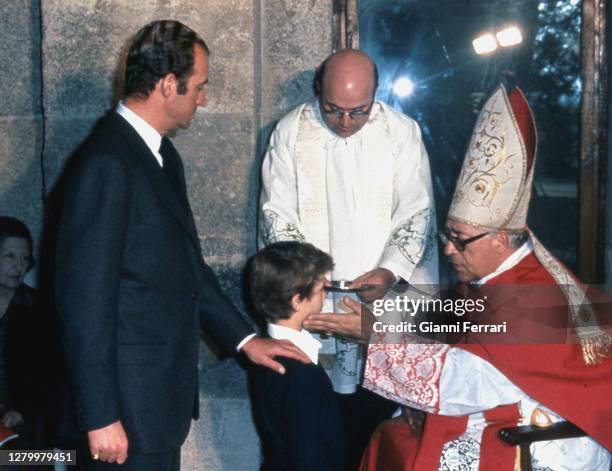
left=496, top=26, right=523, bottom=47
left=472, top=33, right=498, bottom=55
left=393, top=77, right=415, bottom=98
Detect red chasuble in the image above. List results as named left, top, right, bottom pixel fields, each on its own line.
left=361, top=253, right=612, bottom=471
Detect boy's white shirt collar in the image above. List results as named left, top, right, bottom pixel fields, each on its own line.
left=267, top=323, right=321, bottom=364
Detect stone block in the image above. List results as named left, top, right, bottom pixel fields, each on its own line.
left=216, top=398, right=261, bottom=469
left=41, top=0, right=253, bottom=116
left=210, top=264, right=256, bottom=323
left=0, top=1, right=41, bottom=117
left=182, top=397, right=261, bottom=471
left=182, top=397, right=225, bottom=470
left=199, top=354, right=249, bottom=398
left=0, top=117, right=43, bottom=247
left=195, top=0, right=255, bottom=114
left=43, top=114, right=101, bottom=191
left=173, top=113, right=257, bottom=261
left=261, top=0, right=333, bottom=123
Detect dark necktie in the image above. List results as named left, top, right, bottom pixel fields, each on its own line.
left=159, top=137, right=182, bottom=195
left=159, top=137, right=200, bottom=244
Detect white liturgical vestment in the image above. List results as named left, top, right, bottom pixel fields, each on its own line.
left=259, top=100, right=439, bottom=393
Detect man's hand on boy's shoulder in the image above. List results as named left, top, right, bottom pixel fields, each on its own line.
left=242, top=337, right=310, bottom=374
left=303, top=297, right=373, bottom=344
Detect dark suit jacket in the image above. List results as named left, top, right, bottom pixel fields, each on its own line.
left=54, top=111, right=254, bottom=453
left=252, top=358, right=345, bottom=471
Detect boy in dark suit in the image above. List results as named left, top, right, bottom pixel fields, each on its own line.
left=249, top=242, right=346, bottom=471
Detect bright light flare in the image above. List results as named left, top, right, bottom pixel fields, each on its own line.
left=496, top=26, right=523, bottom=47
left=393, top=77, right=415, bottom=98
left=472, top=33, right=498, bottom=55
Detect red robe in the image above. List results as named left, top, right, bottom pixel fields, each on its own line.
left=361, top=253, right=612, bottom=470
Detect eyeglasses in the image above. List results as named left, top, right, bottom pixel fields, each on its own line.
left=438, top=227, right=489, bottom=252
left=320, top=100, right=374, bottom=119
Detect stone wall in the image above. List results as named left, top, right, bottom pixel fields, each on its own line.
left=1, top=1, right=332, bottom=469
left=0, top=1, right=43, bottom=252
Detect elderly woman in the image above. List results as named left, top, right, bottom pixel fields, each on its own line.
left=0, top=216, right=50, bottom=448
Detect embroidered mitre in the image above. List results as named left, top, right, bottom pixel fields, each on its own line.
left=448, top=84, right=536, bottom=230
left=449, top=84, right=610, bottom=365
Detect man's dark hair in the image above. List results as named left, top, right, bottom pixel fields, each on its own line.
left=313, top=51, right=379, bottom=97
left=249, top=241, right=333, bottom=322
left=0, top=216, right=34, bottom=269
left=124, top=20, right=209, bottom=99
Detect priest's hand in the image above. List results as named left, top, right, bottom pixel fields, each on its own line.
left=303, top=297, right=373, bottom=343
left=242, top=337, right=310, bottom=374
left=87, top=420, right=129, bottom=464
left=352, top=267, right=395, bottom=302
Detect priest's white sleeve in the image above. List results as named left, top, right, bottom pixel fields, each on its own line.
left=437, top=348, right=525, bottom=415
left=259, top=113, right=306, bottom=248
left=377, top=113, right=438, bottom=285
left=362, top=335, right=449, bottom=413
left=362, top=337, right=523, bottom=415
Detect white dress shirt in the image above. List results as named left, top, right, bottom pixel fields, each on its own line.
left=267, top=323, right=322, bottom=364
left=116, top=101, right=163, bottom=167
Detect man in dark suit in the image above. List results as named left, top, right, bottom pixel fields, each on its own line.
left=54, top=20, right=307, bottom=471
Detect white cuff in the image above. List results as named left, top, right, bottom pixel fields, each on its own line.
left=236, top=333, right=257, bottom=352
